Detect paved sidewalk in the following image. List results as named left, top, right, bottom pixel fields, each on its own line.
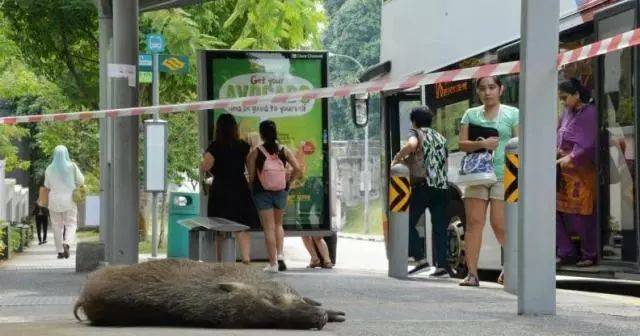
left=1, top=234, right=640, bottom=335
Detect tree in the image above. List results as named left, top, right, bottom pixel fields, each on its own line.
left=323, top=0, right=381, bottom=141
left=1, top=0, right=99, bottom=108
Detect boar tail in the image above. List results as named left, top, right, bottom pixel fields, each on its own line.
left=73, top=300, right=84, bottom=321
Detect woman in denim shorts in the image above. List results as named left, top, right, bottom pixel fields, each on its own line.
left=247, top=120, right=301, bottom=273
left=458, top=76, right=519, bottom=286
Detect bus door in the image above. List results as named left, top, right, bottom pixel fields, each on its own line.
left=595, top=1, right=640, bottom=269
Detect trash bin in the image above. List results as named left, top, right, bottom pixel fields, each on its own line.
left=167, top=192, right=200, bottom=258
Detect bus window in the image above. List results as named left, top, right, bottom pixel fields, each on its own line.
left=598, top=9, right=637, bottom=263
left=398, top=99, right=422, bottom=147
left=433, top=100, right=469, bottom=152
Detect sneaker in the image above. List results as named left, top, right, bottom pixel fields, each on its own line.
left=408, top=259, right=430, bottom=274
left=57, top=253, right=64, bottom=259
left=277, top=255, right=287, bottom=271
left=431, top=267, right=451, bottom=278
left=263, top=264, right=279, bottom=273
left=63, top=244, right=70, bottom=259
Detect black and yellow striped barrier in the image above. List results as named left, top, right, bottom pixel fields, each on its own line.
left=389, top=175, right=410, bottom=212
left=504, top=152, right=519, bottom=203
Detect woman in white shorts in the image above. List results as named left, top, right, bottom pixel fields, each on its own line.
left=458, top=76, right=519, bottom=286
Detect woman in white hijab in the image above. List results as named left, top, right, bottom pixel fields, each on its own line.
left=44, top=145, right=84, bottom=259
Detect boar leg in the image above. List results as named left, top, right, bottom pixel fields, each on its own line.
left=325, top=309, right=346, bottom=323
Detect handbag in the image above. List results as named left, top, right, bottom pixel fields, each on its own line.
left=454, top=124, right=499, bottom=186
left=72, top=163, right=87, bottom=204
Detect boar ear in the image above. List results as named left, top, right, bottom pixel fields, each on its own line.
left=218, top=282, right=252, bottom=292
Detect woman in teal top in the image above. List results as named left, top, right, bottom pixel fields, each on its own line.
left=458, top=76, right=519, bottom=287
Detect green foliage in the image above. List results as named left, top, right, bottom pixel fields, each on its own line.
left=0, top=0, right=99, bottom=107
left=10, top=227, right=21, bottom=253
left=0, top=223, right=7, bottom=259
left=323, top=0, right=381, bottom=141
left=0, top=125, right=29, bottom=172
left=223, top=0, right=326, bottom=49
left=2, top=1, right=327, bottom=192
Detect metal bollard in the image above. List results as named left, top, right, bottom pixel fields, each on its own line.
left=388, top=163, right=411, bottom=279
left=504, top=137, right=519, bottom=294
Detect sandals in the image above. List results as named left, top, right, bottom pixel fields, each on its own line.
left=576, top=259, right=595, bottom=267
left=459, top=274, right=480, bottom=287
left=321, top=261, right=334, bottom=269
left=307, top=259, right=322, bottom=268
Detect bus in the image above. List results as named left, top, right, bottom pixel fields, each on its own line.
left=370, top=0, right=639, bottom=279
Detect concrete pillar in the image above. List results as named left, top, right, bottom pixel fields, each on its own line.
left=518, top=0, right=559, bottom=315
left=97, top=0, right=114, bottom=262
left=111, top=0, right=140, bottom=264
left=388, top=163, right=410, bottom=279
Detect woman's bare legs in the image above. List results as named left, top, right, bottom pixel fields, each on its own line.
left=489, top=199, right=506, bottom=246
left=236, top=231, right=251, bottom=263
left=259, top=209, right=277, bottom=266
left=313, top=237, right=332, bottom=265
left=302, top=236, right=320, bottom=264
left=274, top=208, right=285, bottom=258
left=464, top=198, right=489, bottom=277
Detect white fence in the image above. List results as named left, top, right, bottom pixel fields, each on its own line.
left=0, top=161, right=29, bottom=223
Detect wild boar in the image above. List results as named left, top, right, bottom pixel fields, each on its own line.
left=74, top=259, right=345, bottom=330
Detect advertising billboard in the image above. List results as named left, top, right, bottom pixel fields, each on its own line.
left=200, top=50, right=329, bottom=232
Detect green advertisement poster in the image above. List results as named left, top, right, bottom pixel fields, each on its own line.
left=208, top=51, right=328, bottom=231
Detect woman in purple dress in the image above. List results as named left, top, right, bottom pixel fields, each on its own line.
left=556, top=78, right=598, bottom=267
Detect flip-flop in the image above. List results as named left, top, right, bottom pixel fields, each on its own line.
left=459, top=274, right=480, bottom=287
left=576, top=259, right=594, bottom=267
left=306, top=260, right=322, bottom=268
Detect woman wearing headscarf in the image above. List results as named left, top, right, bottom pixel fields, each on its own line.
left=44, top=145, right=84, bottom=259
left=556, top=78, right=598, bottom=267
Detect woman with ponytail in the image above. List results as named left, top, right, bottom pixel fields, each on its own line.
left=556, top=78, right=598, bottom=267
left=247, top=120, right=302, bottom=273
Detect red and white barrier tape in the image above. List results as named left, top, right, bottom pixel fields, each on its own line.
left=2, top=27, right=640, bottom=125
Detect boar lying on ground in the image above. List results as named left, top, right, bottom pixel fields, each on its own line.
left=74, top=259, right=345, bottom=330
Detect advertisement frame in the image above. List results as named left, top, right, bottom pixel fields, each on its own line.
left=198, top=50, right=332, bottom=236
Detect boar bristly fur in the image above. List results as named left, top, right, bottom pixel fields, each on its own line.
left=74, top=259, right=345, bottom=330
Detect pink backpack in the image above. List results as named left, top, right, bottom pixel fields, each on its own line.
left=257, top=146, right=287, bottom=191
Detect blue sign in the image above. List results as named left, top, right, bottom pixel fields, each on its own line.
left=146, top=34, right=165, bottom=53
left=139, top=54, right=153, bottom=71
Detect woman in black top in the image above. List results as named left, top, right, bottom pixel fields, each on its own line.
left=200, top=113, right=259, bottom=264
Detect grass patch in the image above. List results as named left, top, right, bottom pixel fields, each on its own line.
left=139, top=239, right=167, bottom=254
left=342, top=198, right=383, bottom=235
left=76, top=230, right=100, bottom=242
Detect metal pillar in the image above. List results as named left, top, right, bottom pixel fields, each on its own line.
left=518, top=0, right=559, bottom=315
left=388, top=163, right=410, bottom=279
left=111, top=0, right=140, bottom=265
left=97, top=0, right=114, bottom=263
